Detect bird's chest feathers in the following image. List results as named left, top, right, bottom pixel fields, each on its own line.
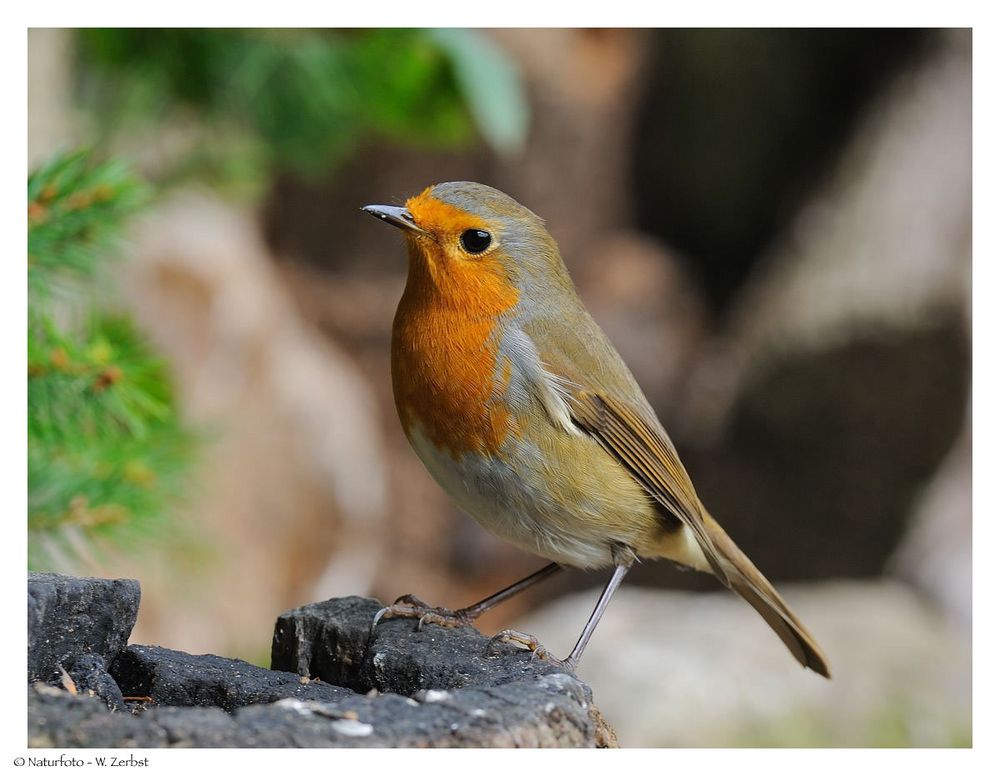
left=392, top=266, right=520, bottom=458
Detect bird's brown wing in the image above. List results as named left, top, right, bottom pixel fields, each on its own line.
left=567, top=389, right=731, bottom=587
left=568, top=388, right=832, bottom=677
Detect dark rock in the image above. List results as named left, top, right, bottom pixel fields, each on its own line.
left=64, top=654, right=126, bottom=711
left=272, top=595, right=568, bottom=695
left=268, top=595, right=617, bottom=746
left=111, top=644, right=355, bottom=711
left=29, top=671, right=612, bottom=747
left=29, top=591, right=616, bottom=747
left=27, top=572, right=140, bottom=685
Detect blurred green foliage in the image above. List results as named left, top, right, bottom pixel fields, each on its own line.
left=28, top=151, right=195, bottom=570
left=28, top=151, right=149, bottom=300
left=426, top=29, right=528, bottom=156
left=75, top=29, right=528, bottom=187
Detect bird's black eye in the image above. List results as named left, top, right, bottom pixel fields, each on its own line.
left=460, top=229, right=492, bottom=254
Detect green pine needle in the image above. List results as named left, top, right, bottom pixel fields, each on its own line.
left=28, top=151, right=195, bottom=571
left=28, top=149, right=151, bottom=303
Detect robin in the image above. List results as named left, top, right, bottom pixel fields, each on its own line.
left=362, top=182, right=831, bottom=678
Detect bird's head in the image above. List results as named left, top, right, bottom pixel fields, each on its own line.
left=363, top=182, right=575, bottom=309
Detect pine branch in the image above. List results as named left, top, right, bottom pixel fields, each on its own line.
left=28, top=150, right=150, bottom=303
left=28, top=151, right=194, bottom=571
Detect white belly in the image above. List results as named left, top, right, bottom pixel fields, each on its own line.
left=406, top=425, right=619, bottom=568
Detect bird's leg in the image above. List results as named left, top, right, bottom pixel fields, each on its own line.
left=371, top=562, right=563, bottom=633
left=487, top=557, right=633, bottom=672
left=561, top=560, right=631, bottom=668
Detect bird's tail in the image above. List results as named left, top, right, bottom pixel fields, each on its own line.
left=701, top=509, right=832, bottom=678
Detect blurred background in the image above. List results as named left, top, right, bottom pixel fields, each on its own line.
left=27, top=28, right=971, bottom=746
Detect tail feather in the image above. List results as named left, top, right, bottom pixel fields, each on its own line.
left=701, top=511, right=832, bottom=678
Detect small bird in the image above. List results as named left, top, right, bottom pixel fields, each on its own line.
left=363, top=182, right=831, bottom=678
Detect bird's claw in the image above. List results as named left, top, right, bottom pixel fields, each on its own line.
left=391, top=593, right=433, bottom=609
left=487, top=628, right=544, bottom=657
left=485, top=628, right=575, bottom=671
left=369, top=594, right=473, bottom=637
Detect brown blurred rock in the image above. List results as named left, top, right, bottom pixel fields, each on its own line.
left=576, top=232, right=708, bottom=414
left=96, top=190, right=389, bottom=658
left=28, top=30, right=76, bottom=168
left=688, top=30, right=971, bottom=431
left=630, top=30, right=931, bottom=310
left=664, top=31, right=972, bottom=584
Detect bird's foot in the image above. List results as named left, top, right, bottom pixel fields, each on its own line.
left=486, top=628, right=577, bottom=672
left=370, top=593, right=475, bottom=634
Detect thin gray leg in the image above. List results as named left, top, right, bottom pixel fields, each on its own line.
left=563, top=561, right=631, bottom=669
left=458, top=562, right=562, bottom=619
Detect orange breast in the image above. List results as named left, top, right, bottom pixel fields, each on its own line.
left=391, top=239, right=520, bottom=458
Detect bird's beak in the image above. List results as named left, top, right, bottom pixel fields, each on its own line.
left=361, top=204, right=429, bottom=236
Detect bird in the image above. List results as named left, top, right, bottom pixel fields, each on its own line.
left=362, top=182, right=831, bottom=678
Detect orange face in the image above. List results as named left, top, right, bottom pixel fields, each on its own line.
left=401, top=187, right=514, bottom=300
left=390, top=189, right=521, bottom=457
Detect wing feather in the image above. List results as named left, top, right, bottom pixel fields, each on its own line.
left=568, top=390, right=731, bottom=587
